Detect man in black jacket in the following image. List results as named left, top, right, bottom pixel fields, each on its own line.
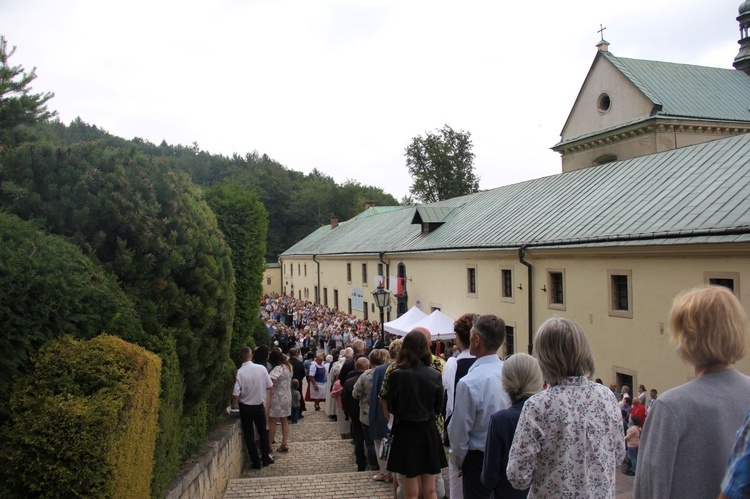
left=339, top=339, right=366, bottom=383
left=341, top=357, right=370, bottom=472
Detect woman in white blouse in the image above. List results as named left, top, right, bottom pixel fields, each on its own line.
left=507, top=317, right=624, bottom=498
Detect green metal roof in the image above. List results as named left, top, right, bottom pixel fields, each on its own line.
left=282, top=134, right=750, bottom=257
left=352, top=206, right=408, bottom=220
left=602, top=52, right=750, bottom=122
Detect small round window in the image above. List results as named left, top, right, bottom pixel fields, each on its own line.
left=597, top=93, right=611, bottom=113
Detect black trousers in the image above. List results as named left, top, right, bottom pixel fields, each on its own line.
left=462, top=449, right=492, bottom=499
left=350, top=417, right=367, bottom=471
left=239, top=403, right=272, bottom=466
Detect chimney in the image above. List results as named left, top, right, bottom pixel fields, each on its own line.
left=330, top=216, right=339, bottom=229
left=364, top=200, right=376, bottom=210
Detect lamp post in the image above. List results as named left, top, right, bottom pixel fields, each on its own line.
left=371, top=283, right=390, bottom=339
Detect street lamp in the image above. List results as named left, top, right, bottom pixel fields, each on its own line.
left=371, top=283, right=390, bottom=337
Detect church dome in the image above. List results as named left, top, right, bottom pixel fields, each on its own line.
left=740, top=1, right=750, bottom=15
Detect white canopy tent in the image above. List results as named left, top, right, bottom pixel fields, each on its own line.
left=383, top=306, right=428, bottom=336
left=407, top=310, right=456, bottom=341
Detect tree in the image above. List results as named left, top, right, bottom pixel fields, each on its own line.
left=405, top=124, right=479, bottom=203
left=0, top=36, right=55, bottom=147
left=204, top=181, right=269, bottom=353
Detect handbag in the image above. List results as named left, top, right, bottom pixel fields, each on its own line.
left=379, top=430, right=392, bottom=461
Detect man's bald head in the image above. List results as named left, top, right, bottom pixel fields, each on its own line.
left=411, top=327, right=431, bottom=344
left=343, top=347, right=354, bottom=359
left=352, top=339, right=365, bottom=354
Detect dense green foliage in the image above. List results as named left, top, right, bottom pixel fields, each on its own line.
left=406, top=123, right=479, bottom=202
left=0, top=140, right=235, bottom=495
left=204, top=181, right=269, bottom=352
left=0, top=334, right=161, bottom=499
left=38, top=119, right=400, bottom=261
left=0, top=213, right=144, bottom=421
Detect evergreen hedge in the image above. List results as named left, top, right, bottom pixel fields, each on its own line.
left=0, top=213, right=144, bottom=422
left=0, top=334, right=161, bottom=498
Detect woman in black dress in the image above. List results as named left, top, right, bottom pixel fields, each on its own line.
left=385, top=330, right=447, bottom=499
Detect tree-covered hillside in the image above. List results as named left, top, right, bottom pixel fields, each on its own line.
left=39, top=118, right=400, bottom=260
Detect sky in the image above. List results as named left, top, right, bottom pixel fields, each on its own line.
left=1, top=0, right=744, bottom=201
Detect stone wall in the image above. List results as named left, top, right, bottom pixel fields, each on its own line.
left=164, top=416, right=246, bottom=499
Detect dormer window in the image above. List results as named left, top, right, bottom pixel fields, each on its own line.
left=411, top=206, right=458, bottom=234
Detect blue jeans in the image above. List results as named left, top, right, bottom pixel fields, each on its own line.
left=291, top=406, right=300, bottom=423
left=629, top=446, right=639, bottom=473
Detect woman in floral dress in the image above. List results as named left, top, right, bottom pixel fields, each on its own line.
left=507, top=317, right=624, bottom=498
left=268, top=349, right=293, bottom=453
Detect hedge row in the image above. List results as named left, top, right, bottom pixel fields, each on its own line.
left=0, top=335, right=161, bottom=498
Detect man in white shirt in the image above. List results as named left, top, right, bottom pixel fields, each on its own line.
left=232, top=346, right=274, bottom=469
left=442, top=313, right=477, bottom=499
left=448, top=314, right=511, bottom=499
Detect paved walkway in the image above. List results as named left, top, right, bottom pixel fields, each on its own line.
left=224, top=386, right=635, bottom=498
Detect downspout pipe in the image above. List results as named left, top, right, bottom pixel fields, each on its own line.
left=518, top=246, right=533, bottom=354
left=312, top=254, right=320, bottom=304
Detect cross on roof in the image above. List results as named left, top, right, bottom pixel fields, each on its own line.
left=598, top=24, right=607, bottom=42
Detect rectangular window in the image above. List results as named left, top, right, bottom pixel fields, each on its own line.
left=266, top=276, right=271, bottom=285
left=547, top=269, right=565, bottom=310
left=467, top=265, right=477, bottom=297
left=290, top=264, right=293, bottom=276
left=348, top=298, right=352, bottom=314
left=500, top=267, right=514, bottom=303
left=378, top=263, right=384, bottom=277
left=314, top=285, right=318, bottom=303
left=362, top=263, right=368, bottom=285
left=298, top=290, right=301, bottom=300
left=505, top=326, right=515, bottom=358
left=608, top=269, right=633, bottom=318
left=323, top=287, right=328, bottom=307
left=334, top=289, right=339, bottom=310
left=347, top=263, right=352, bottom=283
left=297, top=264, right=300, bottom=275
left=304, top=264, right=307, bottom=277
left=705, top=271, right=741, bottom=299
left=363, top=301, right=369, bottom=320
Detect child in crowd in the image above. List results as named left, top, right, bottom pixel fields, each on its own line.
left=291, top=379, right=301, bottom=423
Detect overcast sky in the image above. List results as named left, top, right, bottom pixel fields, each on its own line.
left=1, top=0, right=744, bottom=201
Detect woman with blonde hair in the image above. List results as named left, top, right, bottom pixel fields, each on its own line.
left=507, top=317, right=623, bottom=498
left=482, top=353, right=543, bottom=498
left=268, top=349, right=293, bottom=452
left=635, top=285, right=750, bottom=498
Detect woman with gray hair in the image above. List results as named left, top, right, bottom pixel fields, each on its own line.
left=507, top=317, right=624, bottom=498
left=481, top=353, right=543, bottom=498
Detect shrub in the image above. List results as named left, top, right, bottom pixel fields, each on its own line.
left=0, top=213, right=144, bottom=422
left=0, top=334, right=161, bottom=498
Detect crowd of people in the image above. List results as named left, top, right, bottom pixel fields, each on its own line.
left=231, top=287, right=750, bottom=498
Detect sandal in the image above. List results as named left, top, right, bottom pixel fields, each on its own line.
left=371, top=473, right=386, bottom=482
left=278, top=444, right=290, bottom=452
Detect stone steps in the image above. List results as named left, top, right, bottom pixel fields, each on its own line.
left=224, top=404, right=395, bottom=498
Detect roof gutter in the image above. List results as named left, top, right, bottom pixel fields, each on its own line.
left=282, top=224, right=750, bottom=258
left=518, top=246, right=533, bottom=355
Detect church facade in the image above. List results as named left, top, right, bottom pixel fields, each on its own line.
left=279, top=4, right=750, bottom=392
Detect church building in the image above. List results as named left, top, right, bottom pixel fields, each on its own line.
left=280, top=4, right=750, bottom=392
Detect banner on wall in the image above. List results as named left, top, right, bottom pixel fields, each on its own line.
left=351, top=287, right=364, bottom=311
